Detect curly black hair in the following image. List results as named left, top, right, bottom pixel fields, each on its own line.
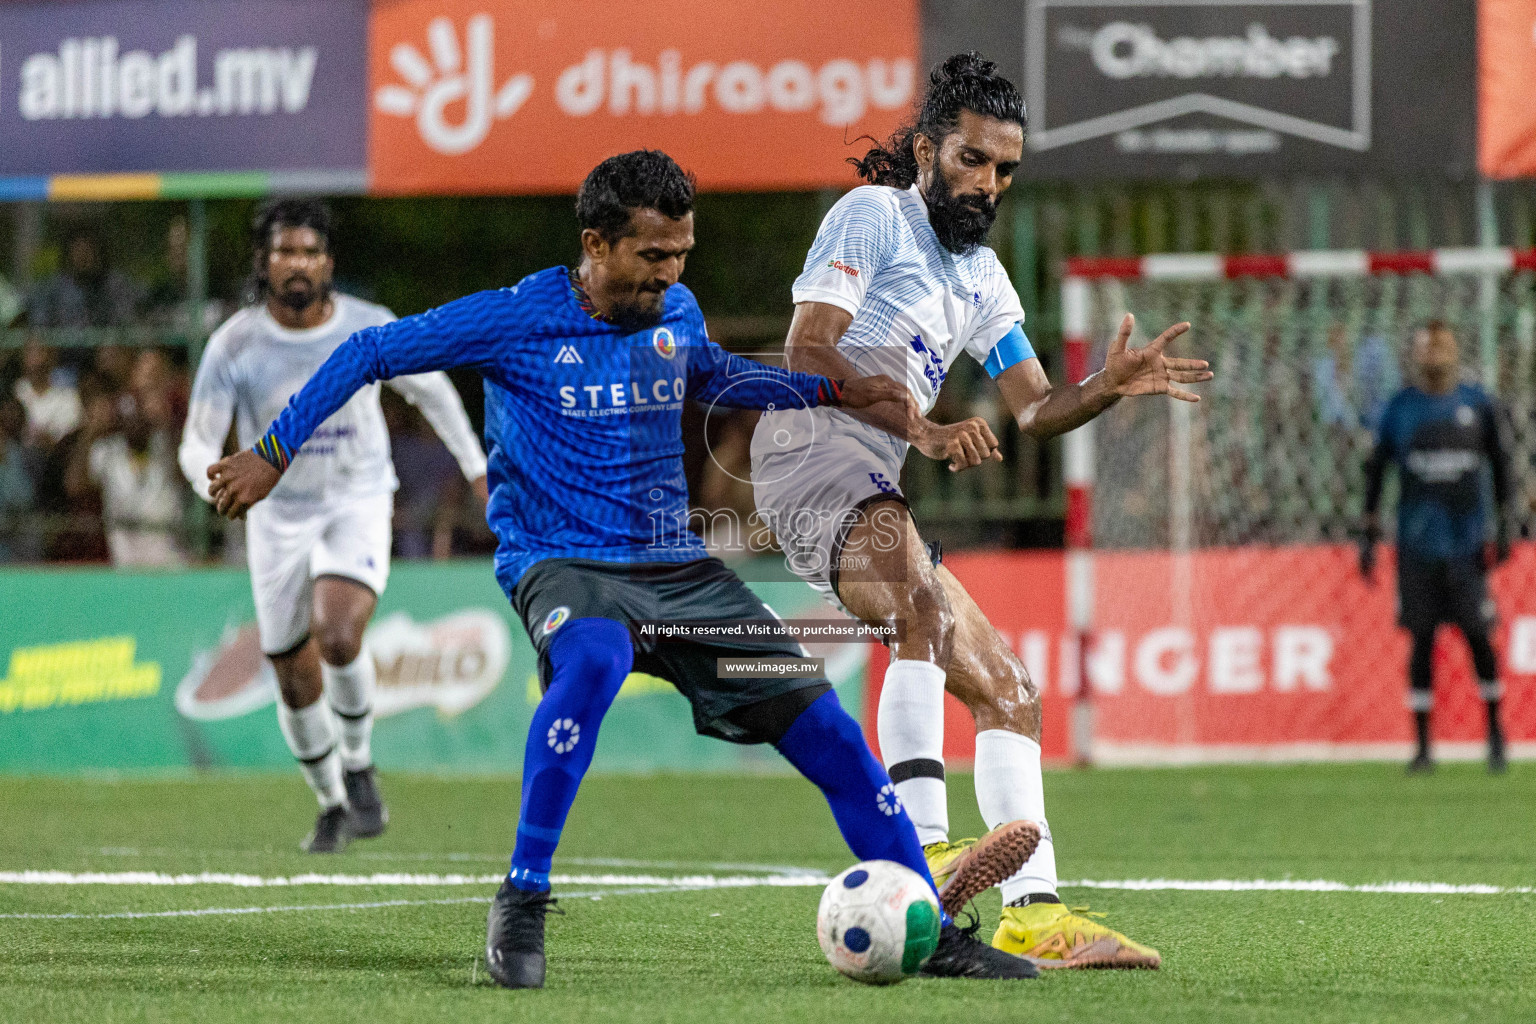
left=851, top=52, right=1026, bottom=188
left=250, top=197, right=332, bottom=297
left=576, top=150, right=697, bottom=243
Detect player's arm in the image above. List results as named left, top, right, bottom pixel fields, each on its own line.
left=994, top=314, right=1203, bottom=439
left=178, top=336, right=237, bottom=503
left=385, top=372, right=490, bottom=504
left=785, top=302, right=1001, bottom=472
left=1360, top=408, right=1394, bottom=579
left=686, top=336, right=904, bottom=412
left=1484, top=397, right=1514, bottom=564
left=208, top=295, right=502, bottom=519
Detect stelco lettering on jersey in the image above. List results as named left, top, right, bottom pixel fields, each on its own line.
left=558, top=377, right=686, bottom=416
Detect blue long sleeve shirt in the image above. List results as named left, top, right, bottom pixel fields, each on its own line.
left=257, top=267, right=843, bottom=592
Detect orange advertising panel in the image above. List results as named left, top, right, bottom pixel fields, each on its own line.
left=368, top=0, right=918, bottom=194
left=1479, top=0, right=1536, bottom=179
left=867, top=545, right=1536, bottom=764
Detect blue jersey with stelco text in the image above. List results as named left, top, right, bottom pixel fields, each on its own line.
left=1372, top=383, right=1501, bottom=561
left=259, top=267, right=841, bottom=592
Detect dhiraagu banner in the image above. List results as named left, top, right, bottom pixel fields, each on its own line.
left=0, top=559, right=865, bottom=775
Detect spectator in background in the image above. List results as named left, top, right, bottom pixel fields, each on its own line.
left=0, top=270, right=22, bottom=327
left=13, top=338, right=81, bottom=446
left=129, top=347, right=189, bottom=428
left=91, top=344, right=136, bottom=397
left=0, top=396, right=39, bottom=562
left=144, top=216, right=226, bottom=333
left=1312, top=324, right=1400, bottom=432
left=65, top=390, right=185, bottom=567
left=27, top=229, right=143, bottom=328
left=1312, top=324, right=1355, bottom=428
left=1354, top=330, right=1398, bottom=432
left=385, top=391, right=466, bottom=559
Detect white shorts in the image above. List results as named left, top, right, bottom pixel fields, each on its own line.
left=751, top=432, right=909, bottom=611
left=246, top=491, right=393, bottom=654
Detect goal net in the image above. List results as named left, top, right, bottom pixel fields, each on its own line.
left=1061, top=249, right=1536, bottom=763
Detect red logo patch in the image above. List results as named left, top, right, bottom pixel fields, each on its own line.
left=827, top=259, right=859, bottom=278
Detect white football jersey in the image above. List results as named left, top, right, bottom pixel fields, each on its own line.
left=753, top=184, right=1028, bottom=462
left=180, top=293, right=487, bottom=509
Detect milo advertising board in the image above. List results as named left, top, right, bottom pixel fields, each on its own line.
left=0, top=559, right=865, bottom=775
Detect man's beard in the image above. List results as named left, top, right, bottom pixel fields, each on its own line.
left=925, top=164, right=998, bottom=255
left=275, top=277, right=330, bottom=313
left=607, top=291, right=666, bottom=332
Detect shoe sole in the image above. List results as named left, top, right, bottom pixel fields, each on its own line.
left=936, top=820, right=1040, bottom=917
left=1025, top=936, right=1161, bottom=970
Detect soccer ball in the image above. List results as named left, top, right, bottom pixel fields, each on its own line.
left=816, top=860, right=941, bottom=984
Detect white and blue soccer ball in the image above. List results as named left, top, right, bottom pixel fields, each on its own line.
left=816, top=860, right=941, bottom=984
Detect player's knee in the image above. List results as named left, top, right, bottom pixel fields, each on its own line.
left=314, top=625, right=364, bottom=667
left=547, top=618, right=634, bottom=706
left=899, top=579, right=954, bottom=662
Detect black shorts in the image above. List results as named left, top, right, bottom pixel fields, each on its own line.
left=1397, top=553, right=1495, bottom=634
left=512, top=557, right=829, bottom=744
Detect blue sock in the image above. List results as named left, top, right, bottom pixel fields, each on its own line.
left=508, top=618, right=633, bottom=891
left=773, top=690, right=951, bottom=925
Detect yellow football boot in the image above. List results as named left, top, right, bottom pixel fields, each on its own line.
left=923, top=837, right=978, bottom=890
left=993, top=901, right=1161, bottom=969
left=922, top=821, right=1041, bottom=917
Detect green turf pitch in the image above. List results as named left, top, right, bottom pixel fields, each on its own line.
left=1, top=763, right=1532, bottom=1024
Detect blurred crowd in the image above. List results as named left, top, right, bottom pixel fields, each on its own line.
left=0, top=222, right=487, bottom=569
left=0, top=338, right=191, bottom=566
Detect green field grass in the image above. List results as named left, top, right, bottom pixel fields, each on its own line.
left=2, top=763, right=1533, bottom=1024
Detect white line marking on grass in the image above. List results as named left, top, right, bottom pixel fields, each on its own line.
left=86, top=847, right=820, bottom=875
left=0, top=887, right=697, bottom=922
left=8, top=871, right=1531, bottom=896
left=1062, top=879, right=1536, bottom=895
left=0, top=870, right=831, bottom=888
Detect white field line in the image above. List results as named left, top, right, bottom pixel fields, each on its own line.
left=0, top=871, right=830, bottom=888
left=86, top=848, right=822, bottom=875
left=0, top=887, right=688, bottom=922
left=1063, top=878, right=1536, bottom=895
left=2, top=871, right=1531, bottom=896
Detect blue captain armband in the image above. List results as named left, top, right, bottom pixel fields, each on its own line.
left=983, top=323, right=1036, bottom=378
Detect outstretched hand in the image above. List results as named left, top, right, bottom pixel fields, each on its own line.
left=1103, top=314, right=1211, bottom=402
left=207, top=450, right=281, bottom=520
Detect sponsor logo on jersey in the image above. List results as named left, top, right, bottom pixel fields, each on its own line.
left=909, top=334, right=945, bottom=392
left=827, top=258, right=859, bottom=278
left=1456, top=405, right=1475, bottom=427
left=554, top=344, right=584, bottom=365
left=652, top=326, right=677, bottom=359
left=559, top=377, right=686, bottom=413
left=542, top=606, right=570, bottom=636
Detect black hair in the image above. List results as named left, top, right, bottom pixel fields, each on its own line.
left=576, top=150, right=696, bottom=243
left=851, top=52, right=1026, bottom=188
left=251, top=197, right=332, bottom=296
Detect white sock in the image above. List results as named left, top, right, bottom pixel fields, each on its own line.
left=877, top=658, right=949, bottom=846
left=323, top=646, right=376, bottom=772
left=277, top=699, right=346, bottom=808
left=975, top=729, right=1058, bottom=905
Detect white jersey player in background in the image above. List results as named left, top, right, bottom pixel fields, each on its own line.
left=180, top=199, right=488, bottom=853
left=753, top=53, right=1211, bottom=967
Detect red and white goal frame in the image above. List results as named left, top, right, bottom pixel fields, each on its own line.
left=1059, top=246, right=1536, bottom=765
